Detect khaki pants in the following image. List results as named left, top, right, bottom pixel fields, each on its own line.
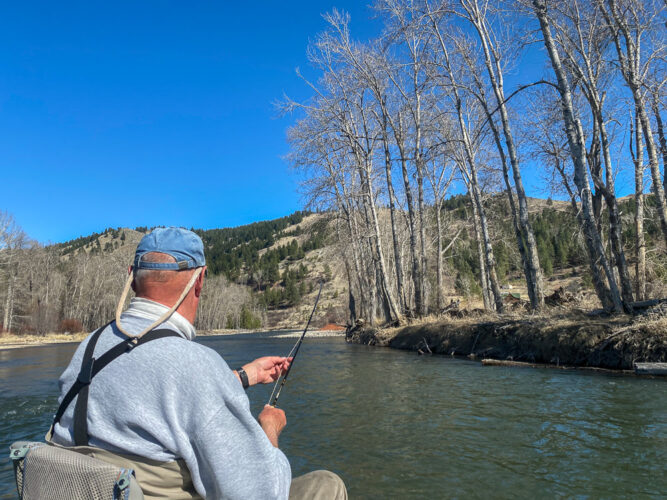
left=289, top=470, right=347, bottom=500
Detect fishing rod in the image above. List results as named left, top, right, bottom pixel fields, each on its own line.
left=267, top=280, right=324, bottom=407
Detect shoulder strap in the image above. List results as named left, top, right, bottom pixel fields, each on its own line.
left=52, top=321, right=111, bottom=428
left=52, top=324, right=182, bottom=446
left=72, top=322, right=110, bottom=445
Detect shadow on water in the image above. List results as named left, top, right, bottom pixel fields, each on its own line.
left=1, top=335, right=665, bottom=499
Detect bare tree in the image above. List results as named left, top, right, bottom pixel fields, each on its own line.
left=596, top=0, right=667, bottom=246
left=424, top=140, right=457, bottom=311
left=0, top=211, right=29, bottom=333
left=530, top=0, right=624, bottom=312
left=377, top=1, right=435, bottom=315
left=428, top=11, right=505, bottom=312
left=547, top=0, right=634, bottom=305
left=449, top=0, right=546, bottom=310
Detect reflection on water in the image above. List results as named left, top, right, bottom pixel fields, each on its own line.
left=1, top=335, right=666, bottom=499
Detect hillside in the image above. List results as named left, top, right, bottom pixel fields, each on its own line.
left=51, top=212, right=348, bottom=330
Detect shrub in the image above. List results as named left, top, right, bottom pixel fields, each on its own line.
left=59, top=318, right=83, bottom=334
left=239, top=306, right=262, bottom=329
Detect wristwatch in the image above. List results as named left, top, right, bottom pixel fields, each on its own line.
left=236, top=367, right=250, bottom=390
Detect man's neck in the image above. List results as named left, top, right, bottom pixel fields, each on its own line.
left=136, top=293, right=196, bottom=325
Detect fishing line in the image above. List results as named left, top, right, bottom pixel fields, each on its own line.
left=267, top=281, right=324, bottom=407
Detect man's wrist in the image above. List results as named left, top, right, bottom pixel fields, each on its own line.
left=236, top=367, right=250, bottom=389
left=261, top=424, right=280, bottom=448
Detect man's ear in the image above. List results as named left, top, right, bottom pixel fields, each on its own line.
left=194, top=266, right=206, bottom=298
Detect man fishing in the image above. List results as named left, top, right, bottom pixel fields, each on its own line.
left=49, top=227, right=347, bottom=499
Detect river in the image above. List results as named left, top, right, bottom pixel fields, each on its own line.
left=1, top=333, right=665, bottom=498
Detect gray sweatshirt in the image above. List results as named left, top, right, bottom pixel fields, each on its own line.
left=52, top=298, right=292, bottom=499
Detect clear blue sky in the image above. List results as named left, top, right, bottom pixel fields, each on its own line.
left=0, top=2, right=635, bottom=244
left=0, top=1, right=381, bottom=243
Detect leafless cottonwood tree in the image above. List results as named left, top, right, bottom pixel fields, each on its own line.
left=424, top=125, right=458, bottom=311
left=447, top=0, right=546, bottom=310
left=546, top=0, right=635, bottom=305
left=376, top=1, right=437, bottom=316
left=449, top=31, right=540, bottom=311
left=285, top=54, right=405, bottom=326
left=596, top=0, right=667, bottom=247
left=311, top=18, right=412, bottom=318
left=530, top=0, right=625, bottom=312
left=425, top=9, right=505, bottom=311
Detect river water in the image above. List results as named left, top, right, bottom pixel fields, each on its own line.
left=1, top=334, right=665, bottom=499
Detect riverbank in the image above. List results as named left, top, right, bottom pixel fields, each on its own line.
left=0, top=332, right=88, bottom=350
left=346, top=309, right=667, bottom=371
left=0, top=326, right=346, bottom=350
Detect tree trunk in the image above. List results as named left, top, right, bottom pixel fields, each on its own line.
left=532, top=0, right=623, bottom=312
left=596, top=110, right=634, bottom=306
left=482, top=101, right=535, bottom=307
left=345, top=207, right=368, bottom=322
left=435, top=195, right=444, bottom=311
left=416, top=162, right=428, bottom=315
left=338, top=222, right=358, bottom=324
left=651, top=95, right=667, bottom=194
left=3, top=275, right=12, bottom=333
left=631, top=112, right=647, bottom=301
left=394, top=124, right=423, bottom=317
left=354, top=188, right=377, bottom=326
left=470, top=174, right=504, bottom=312
left=453, top=102, right=504, bottom=312
left=414, top=93, right=428, bottom=317
left=431, top=23, right=503, bottom=312
left=469, top=190, right=492, bottom=310
left=635, top=101, right=667, bottom=245
left=361, top=154, right=400, bottom=324
left=333, top=177, right=367, bottom=322
left=587, top=121, right=604, bottom=236
left=381, top=119, right=406, bottom=315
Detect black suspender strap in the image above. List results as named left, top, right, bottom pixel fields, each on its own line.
left=52, top=321, right=111, bottom=429
left=72, top=321, right=111, bottom=446
left=52, top=323, right=182, bottom=446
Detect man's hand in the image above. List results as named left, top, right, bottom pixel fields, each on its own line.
left=241, top=356, right=292, bottom=386
left=258, top=404, right=286, bottom=448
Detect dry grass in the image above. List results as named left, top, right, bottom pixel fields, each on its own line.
left=0, top=332, right=88, bottom=349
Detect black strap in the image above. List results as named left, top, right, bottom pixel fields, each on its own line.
left=72, top=321, right=111, bottom=445
left=51, top=321, right=111, bottom=435
left=53, top=323, right=182, bottom=446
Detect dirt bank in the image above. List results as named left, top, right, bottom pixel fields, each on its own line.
left=346, top=310, right=667, bottom=371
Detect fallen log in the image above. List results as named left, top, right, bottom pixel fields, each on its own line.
left=481, top=359, right=541, bottom=368
left=634, top=362, right=667, bottom=376
left=481, top=358, right=634, bottom=374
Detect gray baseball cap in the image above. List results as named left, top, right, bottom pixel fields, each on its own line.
left=134, top=227, right=206, bottom=270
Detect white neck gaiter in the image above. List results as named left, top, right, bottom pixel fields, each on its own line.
left=121, top=297, right=196, bottom=340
